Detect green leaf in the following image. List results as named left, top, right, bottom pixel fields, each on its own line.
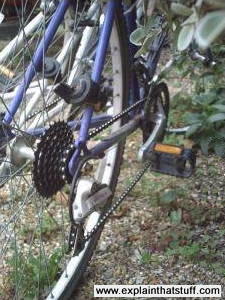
left=130, top=27, right=146, bottom=46
left=214, top=142, right=225, bottom=157
left=171, top=3, right=192, bottom=17
left=195, top=10, right=225, bottom=49
left=134, top=33, right=155, bottom=57
left=160, top=189, right=177, bottom=205
left=186, top=124, right=201, bottom=137
left=208, top=113, right=225, bottom=123
left=193, top=92, right=217, bottom=106
left=182, top=12, right=198, bottom=26
left=145, top=15, right=159, bottom=30
left=184, top=112, right=202, bottom=124
left=212, top=104, right=225, bottom=112
left=179, top=243, right=200, bottom=258
left=204, top=0, right=225, bottom=9
left=170, top=209, right=182, bottom=225
left=199, top=136, right=210, bottom=155
left=177, top=24, right=195, bottom=51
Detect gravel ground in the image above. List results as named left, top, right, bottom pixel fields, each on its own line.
left=72, top=132, right=225, bottom=300
left=1, top=26, right=225, bottom=300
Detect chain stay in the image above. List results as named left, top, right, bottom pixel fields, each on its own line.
left=88, top=98, right=146, bottom=139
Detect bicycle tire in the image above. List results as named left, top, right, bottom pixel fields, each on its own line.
left=0, top=1, right=129, bottom=299
left=47, top=5, right=129, bottom=300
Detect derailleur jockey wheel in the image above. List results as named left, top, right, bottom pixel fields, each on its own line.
left=33, top=121, right=74, bottom=198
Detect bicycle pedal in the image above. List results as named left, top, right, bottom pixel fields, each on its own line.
left=149, top=143, right=196, bottom=177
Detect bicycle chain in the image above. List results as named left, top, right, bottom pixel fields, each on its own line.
left=72, top=95, right=153, bottom=247
left=26, top=98, right=61, bottom=121
left=88, top=97, right=146, bottom=139
left=82, top=160, right=152, bottom=243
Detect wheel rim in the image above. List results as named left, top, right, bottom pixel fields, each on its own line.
left=0, top=1, right=125, bottom=299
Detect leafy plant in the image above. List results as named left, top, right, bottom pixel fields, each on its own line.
left=136, top=248, right=159, bottom=265
left=130, top=15, right=164, bottom=57
left=140, top=251, right=153, bottom=264
left=170, top=208, right=182, bottom=224
left=149, top=0, right=225, bottom=50
left=8, top=248, right=63, bottom=299
left=21, top=212, right=59, bottom=240
left=163, top=45, right=225, bottom=156
left=166, top=242, right=201, bottom=260
left=129, top=1, right=225, bottom=156
left=160, top=189, right=177, bottom=206
left=182, top=66, right=225, bottom=155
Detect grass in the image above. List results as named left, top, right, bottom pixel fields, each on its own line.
left=20, top=212, right=59, bottom=240
left=124, top=130, right=225, bottom=278
left=8, top=247, right=64, bottom=299
left=140, top=170, right=225, bottom=277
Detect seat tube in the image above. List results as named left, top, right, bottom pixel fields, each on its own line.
left=124, top=3, right=140, bottom=106
left=91, top=0, right=118, bottom=83
left=68, top=0, right=118, bottom=176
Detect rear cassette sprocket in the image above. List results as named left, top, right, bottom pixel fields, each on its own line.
left=33, top=121, right=74, bottom=198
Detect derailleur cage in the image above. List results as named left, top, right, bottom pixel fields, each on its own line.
left=72, top=177, right=112, bottom=223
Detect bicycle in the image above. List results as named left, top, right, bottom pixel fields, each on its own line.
left=0, top=1, right=197, bottom=299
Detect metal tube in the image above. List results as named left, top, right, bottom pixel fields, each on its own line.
left=76, top=107, right=94, bottom=147
left=26, top=114, right=112, bottom=136
left=69, top=107, right=94, bottom=175
left=91, top=0, right=117, bottom=83
left=90, top=115, right=141, bottom=157
left=69, top=0, right=117, bottom=175
left=3, top=0, right=70, bottom=124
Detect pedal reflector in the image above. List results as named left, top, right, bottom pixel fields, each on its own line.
left=154, top=143, right=182, bottom=155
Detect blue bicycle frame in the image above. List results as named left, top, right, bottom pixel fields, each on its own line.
left=2, top=0, right=140, bottom=177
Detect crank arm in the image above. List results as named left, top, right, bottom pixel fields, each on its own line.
left=138, top=111, right=166, bottom=161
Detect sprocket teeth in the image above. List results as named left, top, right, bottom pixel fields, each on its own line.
left=33, top=121, right=74, bottom=198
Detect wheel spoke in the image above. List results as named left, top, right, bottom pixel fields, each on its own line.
left=0, top=1, right=128, bottom=298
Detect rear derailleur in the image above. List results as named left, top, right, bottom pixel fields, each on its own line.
left=68, top=156, right=112, bottom=255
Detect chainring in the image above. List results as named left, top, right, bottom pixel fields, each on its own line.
left=33, top=121, right=74, bottom=198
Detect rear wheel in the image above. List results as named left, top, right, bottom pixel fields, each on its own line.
left=47, top=6, right=129, bottom=300
left=0, top=1, right=129, bottom=299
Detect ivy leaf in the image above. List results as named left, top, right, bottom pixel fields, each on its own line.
left=177, top=24, right=195, bottom=51
left=208, top=113, right=225, bottom=123
left=171, top=3, right=192, bottom=17
left=195, top=10, right=225, bottom=49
